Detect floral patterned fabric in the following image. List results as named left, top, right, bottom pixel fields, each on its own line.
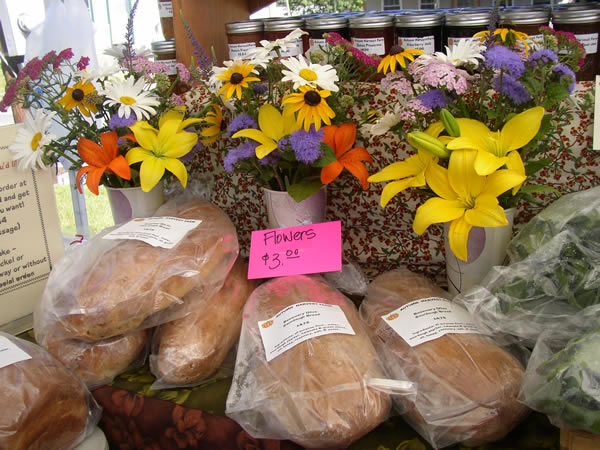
left=184, top=81, right=598, bottom=283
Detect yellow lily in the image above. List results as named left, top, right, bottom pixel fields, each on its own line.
left=231, top=104, right=301, bottom=159
left=200, top=103, right=222, bottom=144
left=126, top=107, right=203, bottom=192
left=446, top=107, right=544, bottom=183
left=413, top=150, right=526, bottom=261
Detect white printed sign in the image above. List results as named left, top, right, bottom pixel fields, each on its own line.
left=158, top=2, right=173, bottom=17
left=575, top=33, right=598, bottom=54
left=382, top=297, right=482, bottom=347
left=0, top=335, right=31, bottom=369
left=351, top=37, right=386, bottom=56
left=258, top=302, right=355, bottom=362
left=397, top=36, right=435, bottom=54
left=229, top=42, right=257, bottom=60
left=103, top=216, right=201, bottom=249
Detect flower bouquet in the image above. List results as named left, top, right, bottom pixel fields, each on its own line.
left=0, top=0, right=209, bottom=196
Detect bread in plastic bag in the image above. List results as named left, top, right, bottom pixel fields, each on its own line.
left=359, top=268, right=529, bottom=448
left=519, top=304, right=600, bottom=433
left=456, top=186, right=600, bottom=346
left=150, top=258, right=256, bottom=388
left=35, top=195, right=239, bottom=341
left=0, top=332, right=101, bottom=450
left=226, top=275, right=391, bottom=449
left=40, top=330, right=149, bottom=388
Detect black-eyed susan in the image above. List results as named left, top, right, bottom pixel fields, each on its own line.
left=200, top=103, right=223, bottom=144
left=474, top=28, right=531, bottom=54
left=281, top=86, right=336, bottom=132
left=215, top=60, right=260, bottom=101
left=57, top=79, right=99, bottom=117
left=377, top=45, right=424, bottom=74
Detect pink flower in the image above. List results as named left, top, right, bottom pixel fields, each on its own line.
left=77, top=56, right=90, bottom=71
left=380, top=71, right=412, bottom=95
left=23, top=58, right=43, bottom=80
left=54, top=48, right=74, bottom=69
left=170, top=93, right=184, bottom=106
left=416, top=62, right=471, bottom=94
left=324, top=32, right=380, bottom=67
left=0, top=82, right=18, bottom=112
left=176, top=63, right=190, bottom=82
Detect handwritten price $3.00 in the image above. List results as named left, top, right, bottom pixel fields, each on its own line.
left=262, top=249, right=300, bottom=270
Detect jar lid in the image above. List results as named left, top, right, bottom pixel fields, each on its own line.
left=263, top=17, right=305, bottom=32
left=444, top=9, right=492, bottom=27
left=151, top=39, right=176, bottom=54
left=395, top=11, right=444, bottom=28
left=499, top=7, right=550, bottom=26
left=349, top=14, right=394, bottom=29
left=552, top=6, right=600, bottom=24
left=305, top=16, right=348, bottom=30
left=226, top=20, right=263, bottom=34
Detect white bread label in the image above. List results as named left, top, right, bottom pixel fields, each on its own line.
left=103, top=216, right=201, bottom=249
left=258, top=302, right=355, bottom=362
left=382, top=297, right=481, bottom=347
left=0, top=335, right=31, bottom=368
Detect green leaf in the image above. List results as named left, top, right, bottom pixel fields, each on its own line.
left=519, top=184, right=561, bottom=195
left=312, top=143, right=337, bottom=168
left=525, top=158, right=554, bottom=176
left=287, top=180, right=323, bottom=202
left=542, top=84, right=570, bottom=110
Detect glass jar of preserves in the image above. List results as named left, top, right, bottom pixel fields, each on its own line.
left=305, top=15, right=349, bottom=49
left=151, top=39, right=177, bottom=82
left=349, top=14, right=395, bottom=57
left=395, top=10, right=444, bottom=54
left=443, top=9, right=492, bottom=47
left=157, top=0, right=174, bottom=40
left=226, top=20, right=264, bottom=60
left=552, top=5, right=600, bottom=81
left=264, top=18, right=307, bottom=57
left=498, top=6, right=550, bottom=41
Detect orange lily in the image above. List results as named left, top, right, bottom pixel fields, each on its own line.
left=76, top=131, right=131, bottom=195
left=320, top=123, right=373, bottom=190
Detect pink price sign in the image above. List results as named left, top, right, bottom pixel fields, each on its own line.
left=247, top=221, right=342, bottom=279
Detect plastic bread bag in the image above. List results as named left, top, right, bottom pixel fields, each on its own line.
left=150, top=258, right=257, bottom=389
left=0, top=332, right=101, bottom=450
left=323, top=258, right=369, bottom=298
left=456, top=187, right=600, bottom=347
left=225, top=275, right=399, bottom=449
left=38, top=329, right=150, bottom=389
left=359, top=268, right=530, bottom=449
left=519, top=304, right=600, bottom=434
left=34, top=194, right=239, bottom=341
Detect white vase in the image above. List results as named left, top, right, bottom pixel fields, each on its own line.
left=444, top=208, right=515, bottom=296
left=105, top=180, right=166, bottom=225
left=263, top=186, right=327, bottom=229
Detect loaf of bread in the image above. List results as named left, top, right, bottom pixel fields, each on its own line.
left=37, top=197, right=239, bottom=341
left=151, top=258, right=256, bottom=387
left=0, top=333, right=98, bottom=450
left=226, top=275, right=390, bottom=449
left=359, top=268, right=529, bottom=448
left=42, top=330, right=149, bottom=388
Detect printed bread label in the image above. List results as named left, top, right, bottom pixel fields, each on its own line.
left=382, top=297, right=482, bottom=347
left=229, top=42, right=257, bottom=60
left=158, top=2, right=173, bottom=17
left=351, top=37, right=386, bottom=56
left=0, top=335, right=31, bottom=369
left=103, top=216, right=201, bottom=249
left=258, top=301, right=355, bottom=362
left=397, top=36, right=435, bottom=54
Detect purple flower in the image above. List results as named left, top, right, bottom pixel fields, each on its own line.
left=223, top=142, right=258, bottom=172
left=277, top=137, right=289, bottom=152
left=416, top=89, right=446, bottom=109
left=109, top=113, right=137, bottom=129
left=495, top=73, right=531, bottom=104
left=227, top=115, right=257, bottom=137
left=529, top=49, right=558, bottom=66
left=289, top=126, right=324, bottom=164
left=484, top=46, right=525, bottom=77
left=553, top=63, right=576, bottom=94
left=253, top=83, right=268, bottom=95
left=181, top=140, right=202, bottom=163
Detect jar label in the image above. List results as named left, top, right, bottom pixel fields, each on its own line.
left=352, top=37, right=386, bottom=56
left=575, top=33, right=598, bottom=54
left=309, top=38, right=327, bottom=49
left=158, top=2, right=173, bottom=18
left=397, top=36, right=435, bottom=54
left=159, top=58, right=178, bottom=75
left=229, top=42, right=257, bottom=60
left=447, top=36, right=480, bottom=47
left=270, top=38, right=303, bottom=57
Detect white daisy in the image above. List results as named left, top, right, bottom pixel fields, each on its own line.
left=103, top=44, right=153, bottom=62
left=415, top=39, right=485, bottom=69
left=280, top=55, right=339, bottom=92
left=101, top=77, right=160, bottom=121
left=9, top=109, right=57, bottom=170
left=258, top=28, right=307, bottom=53
left=246, top=47, right=273, bottom=69
left=75, top=63, right=121, bottom=81
left=364, top=110, right=402, bottom=139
